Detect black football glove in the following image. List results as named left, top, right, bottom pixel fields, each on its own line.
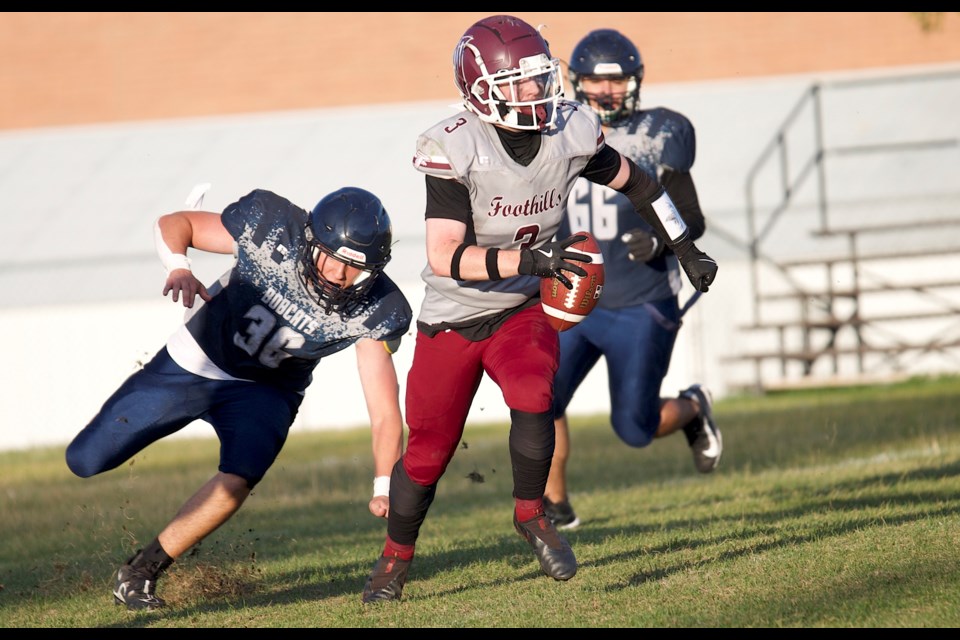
left=621, top=228, right=665, bottom=263
left=672, top=232, right=718, bottom=292
left=519, top=234, right=592, bottom=290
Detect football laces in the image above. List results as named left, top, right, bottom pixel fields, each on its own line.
left=562, top=274, right=582, bottom=309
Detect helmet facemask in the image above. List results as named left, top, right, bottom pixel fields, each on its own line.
left=299, top=226, right=387, bottom=317
left=574, top=72, right=639, bottom=126
left=459, top=42, right=564, bottom=131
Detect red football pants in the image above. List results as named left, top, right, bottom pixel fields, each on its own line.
left=402, top=305, right=559, bottom=486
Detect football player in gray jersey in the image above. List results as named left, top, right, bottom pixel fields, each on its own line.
left=362, top=14, right=718, bottom=604
left=544, top=29, right=723, bottom=531
left=66, top=187, right=412, bottom=611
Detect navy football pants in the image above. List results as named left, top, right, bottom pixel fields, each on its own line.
left=552, top=297, right=680, bottom=448
left=65, top=347, right=302, bottom=488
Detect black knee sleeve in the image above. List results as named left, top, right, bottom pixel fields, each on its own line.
left=387, top=459, right=437, bottom=545
left=509, top=409, right=555, bottom=459
left=509, top=409, right=555, bottom=500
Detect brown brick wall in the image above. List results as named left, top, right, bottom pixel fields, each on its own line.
left=2, top=12, right=959, bottom=130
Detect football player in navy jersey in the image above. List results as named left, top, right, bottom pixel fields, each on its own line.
left=543, top=29, right=723, bottom=531
left=66, top=186, right=412, bottom=611
left=361, top=15, right=718, bottom=603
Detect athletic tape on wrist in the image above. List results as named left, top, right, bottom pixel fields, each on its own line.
left=373, top=475, right=390, bottom=498
left=154, top=218, right=192, bottom=274
left=650, top=190, right=687, bottom=241
left=163, top=253, right=192, bottom=273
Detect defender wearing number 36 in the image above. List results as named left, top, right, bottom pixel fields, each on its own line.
left=362, top=14, right=718, bottom=604
left=66, top=186, right=412, bottom=611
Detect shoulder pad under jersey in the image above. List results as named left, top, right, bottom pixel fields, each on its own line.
left=554, top=100, right=605, bottom=156
left=412, top=134, right=458, bottom=179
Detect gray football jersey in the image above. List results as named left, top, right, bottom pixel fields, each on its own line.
left=412, top=101, right=604, bottom=326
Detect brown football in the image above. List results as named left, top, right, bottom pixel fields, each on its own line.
left=540, top=231, right=605, bottom=332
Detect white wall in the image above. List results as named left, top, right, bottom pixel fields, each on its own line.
left=0, top=264, right=743, bottom=452
left=3, top=62, right=958, bottom=452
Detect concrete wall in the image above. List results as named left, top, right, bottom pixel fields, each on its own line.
left=2, top=12, right=959, bottom=452
left=3, top=62, right=959, bottom=452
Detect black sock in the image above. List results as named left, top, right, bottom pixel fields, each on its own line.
left=128, top=537, right=174, bottom=579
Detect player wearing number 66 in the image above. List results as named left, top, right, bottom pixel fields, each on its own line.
left=544, top=29, right=724, bottom=533
left=66, top=186, right=412, bottom=611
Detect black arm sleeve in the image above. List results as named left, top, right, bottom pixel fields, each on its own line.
left=580, top=144, right=621, bottom=184
left=583, top=146, right=662, bottom=211
left=661, top=169, right=705, bottom=241
left=584, top=148, right=692, bottom=251
left=424, top=174, right=472, bottom=223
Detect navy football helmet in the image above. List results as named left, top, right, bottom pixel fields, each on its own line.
left=568, top=29, right=644, bottom=126
left=300, top=187, right=392, bottom=314
left=453, top=15, right=564, bottom=131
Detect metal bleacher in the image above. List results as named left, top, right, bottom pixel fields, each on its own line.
left=726, top=68, right=960, bottom=392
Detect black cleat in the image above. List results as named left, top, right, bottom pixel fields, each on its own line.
left=681, top=384, right=723, bottom=473
left=543, top=496, right=581, bottom=530
left=513, top=512, right=577, bottom=581
left=113, top=562, right=166, bottom=611
left=362, top=554, right=411, bottom=604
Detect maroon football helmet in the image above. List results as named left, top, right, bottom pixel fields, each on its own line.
left=453, top=15, right=564, bottom=131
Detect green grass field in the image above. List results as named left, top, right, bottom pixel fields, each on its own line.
left=2, top=375, right=959, bottom=628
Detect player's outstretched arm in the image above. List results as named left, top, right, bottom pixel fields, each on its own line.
left=605, top=153, right=718, bottom=292
left=356, top=337, right=404, bottom=519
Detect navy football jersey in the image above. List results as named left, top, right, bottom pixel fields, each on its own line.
left=560, top=107, right=696, bottom=308
left=166, top=189, right=412, bottom=393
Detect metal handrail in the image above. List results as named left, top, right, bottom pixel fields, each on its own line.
left=739, top=68, right=960, bottom=387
